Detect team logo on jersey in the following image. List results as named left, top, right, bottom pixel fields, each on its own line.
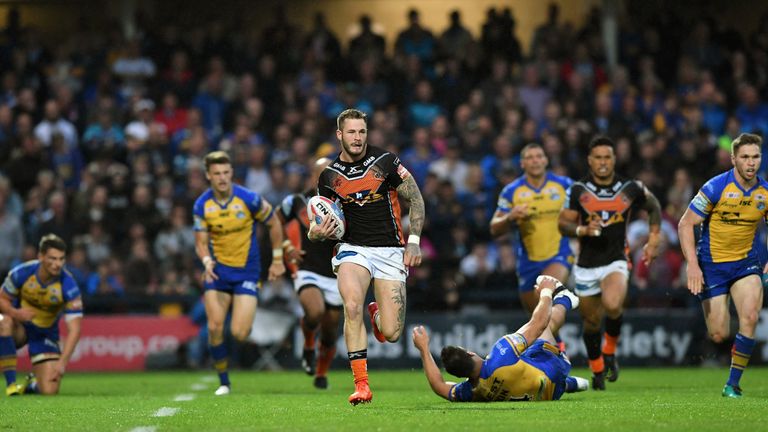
left=343, top=190, right=385, bottom=206
left=550, top=193, right=561, bottom=201
left=759, top=202, right=766, bottom=211
left=726, top=191, right=741, bottom=199
left=232, top=204, right=243, bottom=211
left=49, top=295, right=59, bottom=304
left=236, top=211, right=246, bottom=219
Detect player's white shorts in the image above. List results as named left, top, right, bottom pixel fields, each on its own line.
left=331, top=244, right=407, bottom=282
left=573, top=260, right=629, bottom=297
left=293, top=270, right=342, bottom=307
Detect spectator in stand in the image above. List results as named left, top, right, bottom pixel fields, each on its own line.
left=33, top=99, right=78, bottom=150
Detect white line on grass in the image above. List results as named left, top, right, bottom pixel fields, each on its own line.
left=153, top=407, right=180, bottom=417
left=129, top=427, right=158, bottom=432
left=200, top=376, right=217, bottom=383
left=190, top=383, right=207, bottom=391
left=174, top=394, right=196, bottom=402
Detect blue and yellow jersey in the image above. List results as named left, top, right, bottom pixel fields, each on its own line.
left=193, top=184, right=273, bottom=273
left=448, top=335, right=569, bottom=402
left=1, top=260, right=83, bottom=329
left=689, top=169, right=768, bottom=263
left=496, top=172, right=573, bottom=262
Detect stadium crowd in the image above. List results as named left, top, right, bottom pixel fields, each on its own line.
left=0, top=4, right=767, bottom=314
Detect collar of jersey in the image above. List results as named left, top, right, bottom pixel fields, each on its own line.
left=729, top=169, right=760, bottom=196
left=212, top=192, right=235, bottom=209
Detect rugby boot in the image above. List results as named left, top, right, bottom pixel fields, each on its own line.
left=314, top=376, right=328, bottom=390
left=367, top=302, right=386, bottom=343
left=302, top=348, right=316, bottom=376
left=722, top=384, right=742, bottom=398
left=348, top=380, right=373, bottom=405
left=592, top=372, right=606, bottom=390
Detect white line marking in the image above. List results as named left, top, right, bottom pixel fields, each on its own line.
left=153, top=407, right=180, bottom=417
left=200, top=376, right=217, bottom=383
left=129, top=427, right=158, bottom=432
left=190, top=383, right=207, bottom=391
left=174, top=394, right=196, bottom=402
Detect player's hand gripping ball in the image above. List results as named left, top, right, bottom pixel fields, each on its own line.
left=307, top=196, right=345, bottom=240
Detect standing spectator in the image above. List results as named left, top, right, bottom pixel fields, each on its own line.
left=33, top=99, right=78, bottom=150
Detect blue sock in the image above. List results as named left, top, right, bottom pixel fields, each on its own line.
left=0, top=336, right=17, bottom=386
left=553, top=295, right=573, bottom=311
left=727, top=333, right=755, bottom=387
left=565, top=376, right=577, bottom=392
left=210, top=343, right=230, bottom=387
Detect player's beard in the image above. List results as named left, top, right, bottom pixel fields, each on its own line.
left=341, top=137, right=366, bottom=161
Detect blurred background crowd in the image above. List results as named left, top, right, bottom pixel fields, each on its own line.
left=1, top=2, right=767, bottom=316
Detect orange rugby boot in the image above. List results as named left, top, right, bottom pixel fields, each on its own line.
left=367, top=302, right=386, bottom=343
left=348, top=380, right=373, bottom=405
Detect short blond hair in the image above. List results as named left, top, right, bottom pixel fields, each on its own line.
left=336, top=108, right=367, bottom=131
left=204, top=151, right=231, bottom=171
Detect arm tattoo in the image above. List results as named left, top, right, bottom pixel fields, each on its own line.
left=392, top=282, right=407, bottom=336
left=643, top=189, right=662, bottom=226
left=397, top=175, right=425, bottom=236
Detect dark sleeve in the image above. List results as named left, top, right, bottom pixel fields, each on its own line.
left=564, top=184, right=579, bottom=211
left=317, top=170, right=335, bottom=199
left=279, top=194, right=298, bottom=221
left=385, top=154, right=409, bottom=189
left=632, top=180, right=648, bottom=208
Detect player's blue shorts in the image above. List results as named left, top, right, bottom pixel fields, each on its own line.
left=699, top=256, right=761, bottom=301
left=21, top=323, right=61, bottom=364
left=521, top=339, right=571, bottom=401
left=517, top=253, right=574, bottom=293
left=204, top=264, right=261, bottom=297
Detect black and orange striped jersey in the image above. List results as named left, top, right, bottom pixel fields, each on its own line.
left=318, top=146, right=409, bottom=247
left=279, top=191, right=337, bottom=277
left=564, top=175, right=647, bottom=268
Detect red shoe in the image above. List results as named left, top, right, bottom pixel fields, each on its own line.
left=348, top=380, right=373, bottom=405
left=367, top=302, right=386, bottom=343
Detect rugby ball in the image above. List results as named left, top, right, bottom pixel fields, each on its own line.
left=307, top=196, right=345, bottom=240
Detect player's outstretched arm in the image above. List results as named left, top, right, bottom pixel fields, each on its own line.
left=397, top=175, right=425, bottom=267
left=514, top=276, right=557, bottom=343
left=412, top=325, right=454, bottom=400
left=641, top=187, right=663, bottom=265
left=678, top=207, right=706, bottom=295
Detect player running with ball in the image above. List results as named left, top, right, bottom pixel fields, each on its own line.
left=309, top=108, right=425, bottom=405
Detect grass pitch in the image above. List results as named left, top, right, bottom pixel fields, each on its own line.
left=2, top=368, right=767, bottom=431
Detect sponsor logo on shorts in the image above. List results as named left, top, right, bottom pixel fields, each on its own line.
left=241, top=281, right=258, bottom=292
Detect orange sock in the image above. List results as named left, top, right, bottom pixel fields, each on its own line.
left=316, top=344, right=337, bottom=377
left=589, top=357, right=605, bottom=374
left=603, top=333, right=618, bottom=355
left=301, top=318, right=317, bottom=350
left=350, top=358, right=368, bottom=384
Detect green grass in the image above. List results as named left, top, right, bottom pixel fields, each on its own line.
left=2, top=368, right=767, bottom=431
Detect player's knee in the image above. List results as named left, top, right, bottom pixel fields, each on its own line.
left=343, top=301, right=363, bottom=321
left=38, top=382, right=59, bottom=395
left=740, top=309, right=760, bottom=330
left=207, top=321, right=225, bottom=337
left=303, top=310, right=324, bottom=328
left=384, top=331, right=401, bottom=343
left=230, top=326, right=251, bottom=342
left=709, top=330, right=729, bottom=344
